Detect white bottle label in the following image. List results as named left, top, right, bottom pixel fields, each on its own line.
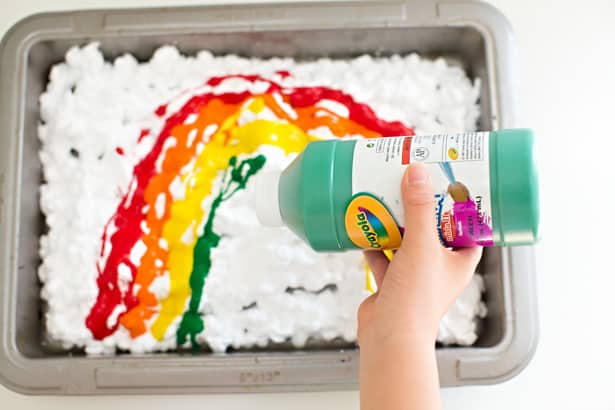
left=346, top=132, right=494, bottom=249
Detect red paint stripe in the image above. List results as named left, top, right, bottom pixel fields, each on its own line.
left=138, top=129, right=150, bottom=142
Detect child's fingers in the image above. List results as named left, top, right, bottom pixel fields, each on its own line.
left=449, top=246, right=483, bottom=286
left=452, top=246, right=483, bottom=270
left=357, top=292, right=378, bottom=345
left=398, top=164, right=441, bottom=255
left=363, top=251, right=389, bottom=288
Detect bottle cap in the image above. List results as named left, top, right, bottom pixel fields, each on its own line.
left=489, top=129, right=541, bottom=246
left=254, top=171, right=283, bottom=227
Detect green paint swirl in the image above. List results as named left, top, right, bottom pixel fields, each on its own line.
left=176, top=154, right=267, bottom=349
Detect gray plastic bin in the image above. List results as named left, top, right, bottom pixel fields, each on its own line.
left=0, top=0, right=538, bottom=395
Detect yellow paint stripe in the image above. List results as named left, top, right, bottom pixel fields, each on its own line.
left=150, top=98, right=314, bottom=340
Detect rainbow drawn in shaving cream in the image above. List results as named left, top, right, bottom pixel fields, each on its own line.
left=85, top=73, right=414, bottom=348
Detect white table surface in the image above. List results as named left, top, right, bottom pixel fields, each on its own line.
left=2, top=0, right=614, bottom=408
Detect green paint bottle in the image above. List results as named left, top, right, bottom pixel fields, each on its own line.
left=255, top=129, right=539, bottom=251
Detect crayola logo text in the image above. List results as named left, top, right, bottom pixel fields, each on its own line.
left=356, top=211, right=381, bottom=249
left=344, top=193, right=402, bottom=250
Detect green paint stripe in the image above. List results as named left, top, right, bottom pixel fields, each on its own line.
left=176, top=154, right=267, bottom=349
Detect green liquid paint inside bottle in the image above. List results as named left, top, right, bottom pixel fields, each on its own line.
left=255, top=129, right=540, bottom=251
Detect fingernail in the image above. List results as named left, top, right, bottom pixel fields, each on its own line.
left=407, top=163, right=430, bottom=186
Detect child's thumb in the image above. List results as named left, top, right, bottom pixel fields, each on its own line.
left=398, top=163, right=440, bottom=251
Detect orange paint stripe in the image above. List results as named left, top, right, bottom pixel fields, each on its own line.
left=119, top=100, right=243, bottom=337
left=260, top=93, right=381, bottom=138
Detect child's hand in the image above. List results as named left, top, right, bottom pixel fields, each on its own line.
left=358, top=163, right=482, bottom=410
left=358, top=163, right=482, bottom=346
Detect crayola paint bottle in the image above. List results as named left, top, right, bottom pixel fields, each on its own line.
left=255, top=129, right=539, bottom=251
